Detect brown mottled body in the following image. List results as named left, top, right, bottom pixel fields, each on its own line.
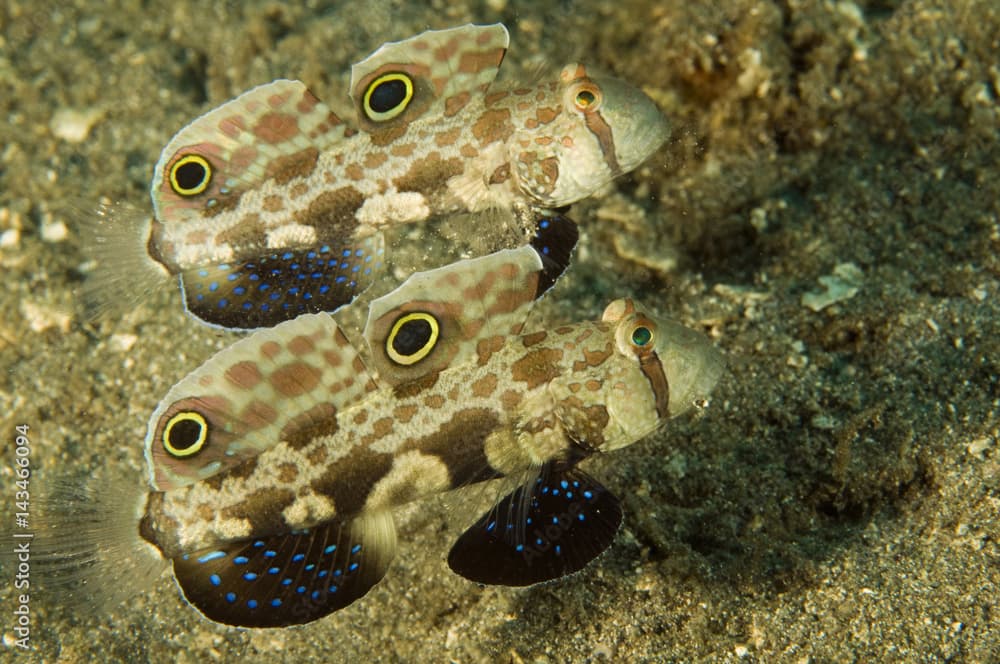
left=145, top=308, right=719, bottom=561
left=137, top=244, right=721, bottom=627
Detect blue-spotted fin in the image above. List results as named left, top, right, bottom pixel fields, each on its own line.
left=82, top=23, right=669, bottom=330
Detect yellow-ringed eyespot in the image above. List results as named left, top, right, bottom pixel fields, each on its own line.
left=162, top=411, right=209, bottom=457
left=363, top=73, right=415, bottom=122
left=169, top=154, right=212, bottom=197
left=386, top=312, right=439, bottom=365
left=570, top=82, right=603, bottom=113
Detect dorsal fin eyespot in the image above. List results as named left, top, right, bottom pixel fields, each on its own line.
left=350, top=24, right=509, bottom=134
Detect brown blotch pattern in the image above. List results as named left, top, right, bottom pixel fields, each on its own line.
left=282, top=402, right=339, bottom=450
left=370, top=124, right=408, bottom=147
left=394, top=404, right=419, bottom=423
left=363, top=152, right=389, bottom=170
left=311, top=447, right=395, bottom=517
left=393, top=152, right=463, bottom=193
left=522, top=330, right=548, bottom=347
left=500, top=389, right=523, bottom=411
left=424, top=393, right=446, bottom=409
left=254, top=112, right=299, bottom=144
left=476, top=335, right=505, bottom=365
left=393, top=372, right=440, bottom=399
left=435, top=126, right=462, bottom=147
left=471, top=108, right=513, bottom=146
left=260, top=341, right=282, bottom=360
left=445, top=91, right=471, bottom=117
left=277, top=462, right=299, bottom=483
left=390, top=142, right=416, bottom=158
left=470, top=373, right=498, bottom=398
left=266, top=146, right=320, bottom=185
left=214, top=212, right=267, bottom=248
left=402, top=408, right=499, bottom=487
left=558, top=397, right=610, bottom=445
left=298, top=186, right=365, bottom=230
left=240, top=401, right=279, bottom=430
left=270, top=362, right=322, bottom=397
left=288, top=334, right=316, bottom=356
left=511, top=347, right=564, bottom=389
left=488, top=163, right=510, bottom=185
left=573, top=342, right=613, bottom=372
left=262, top=195, right=284, bottom=212
left=225, top=361, right=262, bottom=390
left=345, top=163, right=365, bottom=181
left=221, top=487, right=296, bottom=534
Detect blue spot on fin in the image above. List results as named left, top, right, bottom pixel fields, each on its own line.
left=447, top=463, right=622, bottom=586
left=171, top=511, right=397, bottom=627
left=179, top=233, right=387, bottom=330
left=528, top=213, right=578, bottom=297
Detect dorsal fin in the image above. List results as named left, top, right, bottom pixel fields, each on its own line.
left=362, top=214, right=576, bottom=387
left=151, top=79, right=347, bottom=230
left=350, top=24, right=508, bottom=136
left=145, top=312, right=376, bottom=490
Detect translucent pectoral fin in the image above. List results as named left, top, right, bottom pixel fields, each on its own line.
left=448, top=464, right=622, bottom=586
left=172, top=510, right=396, bottom=628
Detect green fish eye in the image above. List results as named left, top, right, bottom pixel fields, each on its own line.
left=631, top=326, right=652, bottom=347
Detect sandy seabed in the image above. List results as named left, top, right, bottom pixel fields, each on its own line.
left=0, top=1, right=997, bottom=662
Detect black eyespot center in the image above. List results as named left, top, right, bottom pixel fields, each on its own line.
left=386, top=312, right=439, bottom=366
left=169, top=154, right=212, bottom=196
left=175, top=160, right=207, bottom=190
left=168, top=417, right=204, bottom=450
left=363, top=73, right=415, bottom=122
left=392, top=317, right=433, bottom=356
left=369, top=78, right=409, bottom=114
left=163, top=411, right=209, bottom=457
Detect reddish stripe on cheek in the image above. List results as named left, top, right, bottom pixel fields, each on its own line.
left=639, top=353, right=670, bottom=420
left=583, top=110, right=621, bottom=175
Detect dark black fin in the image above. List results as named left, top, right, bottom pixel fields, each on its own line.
left=172, top=511, right=396, bottom=627
left=447, top=465, right=622, bottom=586
left=528, top=213, right=578, bottom=296
left=180, top=234, right=386, bottom=330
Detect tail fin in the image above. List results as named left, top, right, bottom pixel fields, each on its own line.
left=78, top=200, right=172, bottom=324
left=0, top=471, right=165, bottom=617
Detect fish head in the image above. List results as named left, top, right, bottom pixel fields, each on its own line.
left=571, top=298, right=723, bottom=452
left=508, top=64, right=670, bottom=207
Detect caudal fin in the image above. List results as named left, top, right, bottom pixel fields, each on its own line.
left=0, top=472, right=165, bottom=616
left=78, top=200, right=172, bottom=324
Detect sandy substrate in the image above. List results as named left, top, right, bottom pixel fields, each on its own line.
left=1, top=0, right=997, bottom=661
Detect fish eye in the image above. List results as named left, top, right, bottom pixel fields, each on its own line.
left=386, top=312, right=439, bottom=365
left=571, top=83, right=602, bottom=112
left=163, top=411, right=209, bottom=457
left=363, top=73, right=415, bottom=122
left=631, top=325, right=653, bottom=348
left=169, top=154, right=213, bottom=197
